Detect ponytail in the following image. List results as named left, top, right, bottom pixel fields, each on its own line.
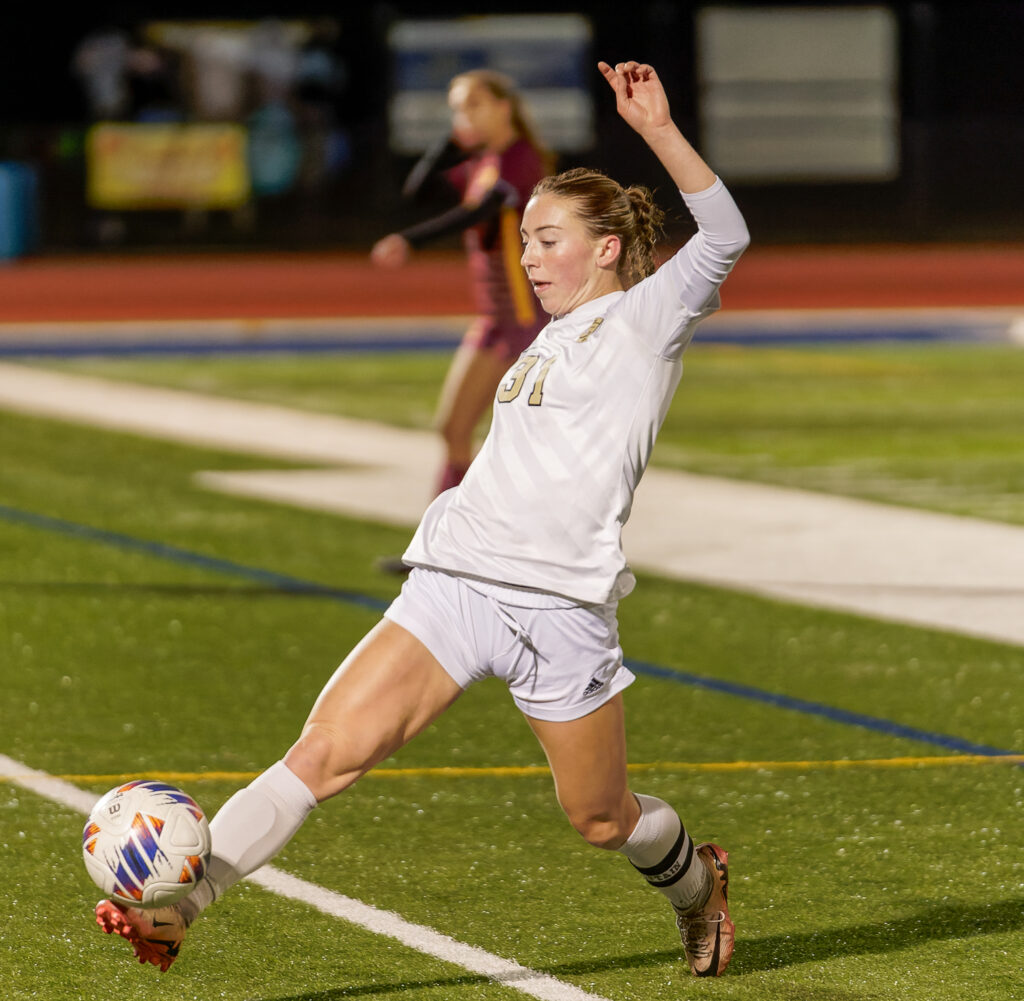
left=623, top=185, right=665, bottom=288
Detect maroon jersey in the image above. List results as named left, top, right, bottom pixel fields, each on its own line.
left=445, top=139, right=547, bottom=335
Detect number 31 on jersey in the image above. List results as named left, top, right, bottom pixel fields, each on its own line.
left=497, top=354, right=557, bottom=406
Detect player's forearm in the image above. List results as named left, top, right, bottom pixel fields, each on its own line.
left=400, top=188, right=504, bottom=247
left=684, top=181, right=750, bottom=270
left=402, top=136, right=471, bottom=200
left=641, top=122, right=717, bottom=195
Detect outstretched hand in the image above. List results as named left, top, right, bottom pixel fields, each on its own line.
left=598, top=61, right=672, bottom=136
left=597, top=59, right=716, bottom=194
left=370, top=233, right=411, bottom=269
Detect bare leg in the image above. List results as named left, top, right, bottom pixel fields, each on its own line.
left=529, top=693, right=732, bottom=975
left=202, top=621, right=461, bottom=899
left=525, top=695, right=640, bottom=849
left=527, top=694, right=715, bottom=912
left=375, top=343, right=510, bottom=571
left=286, top=619, right=464, bottom=799
left=433, top=342, right=512, bottom=488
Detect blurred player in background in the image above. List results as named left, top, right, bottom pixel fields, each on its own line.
left=95, top=60, right=749, bottom=980
left=371, top=70, right=551, bottom=571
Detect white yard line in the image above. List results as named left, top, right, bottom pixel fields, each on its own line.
left=0, top=315, right=470, bottom=347
left=0, top=752, right=612, bottom=1001
left=1, top=362, right=1023, bottom=647
left=249, top=868, right=612, bottom=1001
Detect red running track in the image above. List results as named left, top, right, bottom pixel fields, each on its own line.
left=0, top=245, right=1021, bottom=323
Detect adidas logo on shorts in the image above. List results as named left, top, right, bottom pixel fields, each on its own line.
left=582, top=677, right=605, bottom=698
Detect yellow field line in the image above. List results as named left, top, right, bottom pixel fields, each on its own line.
left=3, top=754, right=1023, bottom=786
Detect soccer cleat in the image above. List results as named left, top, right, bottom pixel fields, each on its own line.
left=94, top=898, right=188, bottom=973
left=675, top=842, right=734, bottom=977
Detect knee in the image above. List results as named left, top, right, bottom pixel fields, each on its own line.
left=563, top=805, right=634, bottom=851
left=283, top=723, right=365, bottom=802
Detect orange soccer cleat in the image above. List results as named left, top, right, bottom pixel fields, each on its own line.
left=94, top=898, right=189, bottom=973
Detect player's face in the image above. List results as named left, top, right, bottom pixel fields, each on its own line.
left=448, top=80, right=511, bottom=151
left=520, top=193, right=621, bottom=317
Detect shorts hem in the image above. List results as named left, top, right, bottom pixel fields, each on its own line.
left=513, top=667, right=636, bottom=723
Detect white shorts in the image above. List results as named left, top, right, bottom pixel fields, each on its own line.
left=383, top=568, right=635, bottom=722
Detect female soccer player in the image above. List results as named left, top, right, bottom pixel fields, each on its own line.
left=371, top=69, right=551, bottom=511
left=95, top=60, right=750, bottom=980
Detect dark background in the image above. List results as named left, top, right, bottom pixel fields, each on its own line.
left=2, top=0, right=1022, bottom=252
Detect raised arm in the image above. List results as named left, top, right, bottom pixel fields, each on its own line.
left=597, top=60, right=748, bottom=347
left=598, top=61, right=716, bottom=195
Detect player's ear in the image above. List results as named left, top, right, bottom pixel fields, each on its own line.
left=597, top=234, right=621, bottom=268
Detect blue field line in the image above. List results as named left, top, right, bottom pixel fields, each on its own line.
left=1, top=501, right=1015, bottom=759
left=0, top=503, right=388, bottom=613
left=0, top=319, right=1010, bottom=359
left=696, top=325, right=1007, bottom=347
left=623, top=657, right=1014, bottom=757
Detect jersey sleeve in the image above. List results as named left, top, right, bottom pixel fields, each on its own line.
left=399, top=185, right=507, bottom=248
left=616, top=178, right=749, bottom=359
left=401, top=136, right=473, bottom=201
left=399, top=141, right=544, bottom=248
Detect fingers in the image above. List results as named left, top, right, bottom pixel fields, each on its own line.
left=599, top=61, right=656, bottom=80
left=597, top=60, right=623, bottom=94
left=618, top=61, right=653, bottom=77
left=597, top=60, right=658, bottom=97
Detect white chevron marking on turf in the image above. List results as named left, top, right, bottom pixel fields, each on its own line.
left=3, top=363, right=1024, bottom=647
left=0, top=753, right=612, bottom=1001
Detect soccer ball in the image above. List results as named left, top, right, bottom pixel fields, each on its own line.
left=82, top=779, right=212, bottom=909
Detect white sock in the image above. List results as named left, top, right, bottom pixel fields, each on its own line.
left=618, top=794, right=712, bottom=914
left=178, top=761, right=317, bottom=923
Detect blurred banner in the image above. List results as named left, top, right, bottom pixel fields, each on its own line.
left=86, top=123, right=251, bottom=209
left=698, top=5, right=900, bottom=182
left=387, top=14, right=594, bottom=154
left=0, top=162, right=39, bottom=259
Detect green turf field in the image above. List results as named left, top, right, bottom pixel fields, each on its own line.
left=51, top=341, right=1024, bottom=524
left=2, top=345, right=1023, bottom=1000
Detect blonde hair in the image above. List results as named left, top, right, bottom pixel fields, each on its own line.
left=531, top=167, right=665, bottom=288
left=449, top=69, right=555, bottom=172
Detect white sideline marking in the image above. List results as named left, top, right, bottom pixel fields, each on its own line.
left=0, top=753, right=612, bottom=1001
left=0, top=753, right=99, bottom=815
left=248, top=867, right=610, bottom=1001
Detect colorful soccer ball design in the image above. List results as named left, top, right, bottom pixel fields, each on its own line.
left=82, top=780, right=211, bottom=909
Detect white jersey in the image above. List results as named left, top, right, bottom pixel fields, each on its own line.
left=404, top=177, right=749, bottom=605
